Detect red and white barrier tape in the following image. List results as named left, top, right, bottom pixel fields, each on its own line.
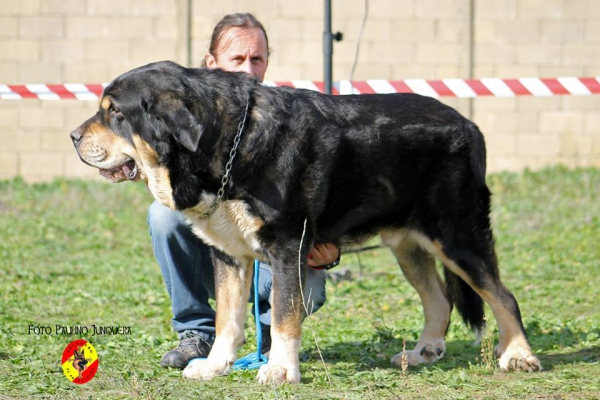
left=0, top=83, right=106, bottom=100
left=2, top=77, right=600, bottom=100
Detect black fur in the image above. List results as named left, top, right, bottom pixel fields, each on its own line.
left=73, top=61, right=536, bottom=370
left=101, top=61, right=496, bottom=329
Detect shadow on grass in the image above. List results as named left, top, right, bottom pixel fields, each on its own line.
left=302, top=335, right=480, bottom=372
left=527, top=323, right=600, bottom=371
left=538, top=348, right=600, bottom=372
left=301, top=325, right=600, bottom=373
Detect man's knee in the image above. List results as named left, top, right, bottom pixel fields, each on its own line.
left=304, top=269, right=327, bottom=315
left=148, top=201, right=187, bottom=237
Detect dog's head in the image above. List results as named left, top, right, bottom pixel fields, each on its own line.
left=71, top=61, right=249, bottom=209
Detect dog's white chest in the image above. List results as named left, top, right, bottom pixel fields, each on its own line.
left=184, top=199, right=264, bottom=258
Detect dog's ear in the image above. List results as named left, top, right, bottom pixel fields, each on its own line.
left=166, top=106, right=205, bottom=152
left=145, top=99, right=204, bottom=152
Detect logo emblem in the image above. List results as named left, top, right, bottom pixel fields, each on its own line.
left=61, top=339, right=99, bottom=384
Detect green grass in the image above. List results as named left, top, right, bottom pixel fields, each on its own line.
left=1, top=166, right=599, bottom=399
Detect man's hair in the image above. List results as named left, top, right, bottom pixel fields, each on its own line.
left=200, top=13, right=270, bottom=67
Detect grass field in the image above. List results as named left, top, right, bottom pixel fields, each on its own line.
left=0, top=166, right=599, bottom=399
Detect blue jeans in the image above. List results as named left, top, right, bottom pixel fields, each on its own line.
left=147, top=201, right=327, bottom=338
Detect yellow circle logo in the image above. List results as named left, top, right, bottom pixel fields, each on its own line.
left=61, top=339, right=99, bottom=384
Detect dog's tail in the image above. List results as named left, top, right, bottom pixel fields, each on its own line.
left=444, top=268, right=485, bottom=335
left=442, top=121, right=487, bottom=336
left=467, top=121, right=487, bottom=186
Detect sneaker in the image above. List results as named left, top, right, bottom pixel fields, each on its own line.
left=160, top=335, right=213, bottom=369
left=328, top=268, right=353, bottom=283
left=260, top=325, right=271, bottom=355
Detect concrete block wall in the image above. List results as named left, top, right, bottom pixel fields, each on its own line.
left=0, top=0, right=188, bottom=181
left=0, top=0, right=599, bottom=181
left=472, top=0, right=600, bottom=171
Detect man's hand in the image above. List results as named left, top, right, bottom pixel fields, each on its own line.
left=308, top=243, right=340, bottom=268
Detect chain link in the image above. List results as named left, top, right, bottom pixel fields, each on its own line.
left=198, top=95, right=250, bottom=219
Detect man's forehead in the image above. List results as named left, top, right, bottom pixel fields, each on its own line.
left=215, top=27, right=267, bottom=56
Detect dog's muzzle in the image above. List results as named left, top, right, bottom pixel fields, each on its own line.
left=69, top=128, right=139, bottom=182
left=70, top=129, right=83, bottom=147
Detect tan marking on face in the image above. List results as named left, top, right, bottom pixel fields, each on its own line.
left=100, top=96, right=111, bottom=112
left=76, top=120, right=135, bottom=171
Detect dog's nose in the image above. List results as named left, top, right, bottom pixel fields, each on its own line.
left=70, top=130, right=82, bottom=145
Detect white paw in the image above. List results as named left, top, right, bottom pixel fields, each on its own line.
left=256, top=361, right=301, bottom=384
left=391, top=342, right=446, bottom=367
left=182, top=359, right=231, bottom=380
left=498, top=347, right=542, bottom=372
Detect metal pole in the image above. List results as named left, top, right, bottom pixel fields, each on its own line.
left=324, top=0, right=333, bottom=95
left=186, top=0, right=192, bottom=67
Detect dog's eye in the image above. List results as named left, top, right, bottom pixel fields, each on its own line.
left=109, top=105, right=123, bottom=118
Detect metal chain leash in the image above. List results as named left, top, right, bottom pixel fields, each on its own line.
left=198, top=95, right=250, bottom=219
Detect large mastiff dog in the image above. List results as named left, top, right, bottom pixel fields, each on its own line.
left=71, top=61, right=541, bottom=383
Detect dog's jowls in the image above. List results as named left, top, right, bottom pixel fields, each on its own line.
left=71, top=61, right=541, bottom=384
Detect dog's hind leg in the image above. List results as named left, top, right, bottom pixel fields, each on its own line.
left=426, top=227, right=542, bottom=372
left=182, top=253, right=252, bottom=380
left=382, top=231, right=451, bottom=367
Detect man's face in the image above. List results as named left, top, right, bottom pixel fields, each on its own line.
left=206, top=27, right=268, bottom=82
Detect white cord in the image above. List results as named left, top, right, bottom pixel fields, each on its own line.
left=298, top=218, right=331, bottom=385
left=349, top=0, right=369, bottom=82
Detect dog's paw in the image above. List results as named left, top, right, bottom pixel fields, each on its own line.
left=182, top=359, right=231, bottom=380
left=256, top=362, right=301, bottom=384
left=498, top=347, right=542, bottom=372
left=391, top=342, right=445, bottom=367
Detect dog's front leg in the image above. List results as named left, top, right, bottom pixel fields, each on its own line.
left=183, top=252, right=253, bottom=380
left=257, top=251, right=305, bottom=384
